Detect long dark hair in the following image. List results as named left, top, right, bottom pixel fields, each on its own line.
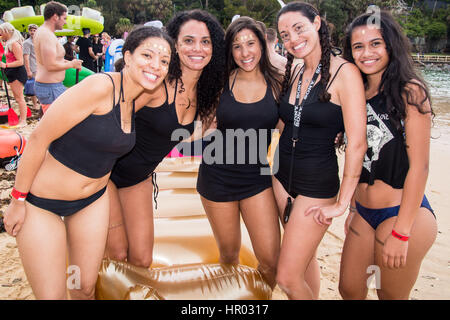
left=225, top=16, right=282, bottom=102
left=277, top=1, right=332, bottom=102
left=343, top=11, right=433, bottom=137
left=166, top=10, right=226, bottom=123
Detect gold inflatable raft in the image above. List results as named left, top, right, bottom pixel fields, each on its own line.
left=96, top=156, right=273, bottom=300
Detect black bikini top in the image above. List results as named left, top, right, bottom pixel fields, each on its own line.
left=49, top=72, right=136, bottom=178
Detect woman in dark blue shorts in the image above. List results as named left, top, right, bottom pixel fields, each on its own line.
left=105, top=10, right=226, bottom=268
left=196, top=17, right=282, bottom=289
left=338, top=11, right=437, bottom=300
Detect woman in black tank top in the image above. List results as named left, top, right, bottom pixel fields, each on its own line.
left=105, top=10, right=226, bottom=268
left=2, top=27, right=173, bottom=299
left=339, top=12, right=437, bottom=300
left=196, top=17, right=282, bottom=289
left=274, top=2, right=367, bottom=300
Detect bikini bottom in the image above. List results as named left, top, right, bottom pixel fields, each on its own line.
left=26, top=186, right=107, bottom=217
left=355, top=195, right=435, bottom=230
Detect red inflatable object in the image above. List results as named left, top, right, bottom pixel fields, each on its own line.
left=0, top=129, right=26, bottom=160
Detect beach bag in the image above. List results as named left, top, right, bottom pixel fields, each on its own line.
left=24, top=78, right=35, bottom=96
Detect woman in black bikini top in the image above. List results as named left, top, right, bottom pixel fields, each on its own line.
left=3, top=27, right=173, bottom=300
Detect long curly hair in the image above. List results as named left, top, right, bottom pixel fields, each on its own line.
left=224, top=16, right=282, bottom=103
left=276, top=1, right=332, bottom=103
left=343, top=11, right=433, bottom=138
left=166, top=10, right=226, bottom=123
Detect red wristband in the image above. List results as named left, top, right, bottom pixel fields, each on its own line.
left=11, top=188, right=28, bottom=202
left=392, top=229, right=409, bottom=241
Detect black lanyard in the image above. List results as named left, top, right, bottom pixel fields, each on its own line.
left=292, top=63, right=322, bottom=143
left=284, top=63, right=322, bottom=224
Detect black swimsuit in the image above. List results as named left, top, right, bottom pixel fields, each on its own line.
left=197, top=75, right=279, bottom=202
left=110, top=80, right=198, bottom=189
left=26, top=72, right=136, bottom=216
left=274, top=64, right=345, bottom=199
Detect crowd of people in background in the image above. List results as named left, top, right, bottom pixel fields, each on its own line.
left=0, top=21, right=115, bottom=126
left=59, top=30, right=111, bottom=73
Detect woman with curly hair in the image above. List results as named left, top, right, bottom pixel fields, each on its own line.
left=273, top=1, right=367, bottom=299
left=105, top=10, right=226, bottom=268
left=196, top=16, right=282, bottom=289
left=338, top=11, right=437, bottom=300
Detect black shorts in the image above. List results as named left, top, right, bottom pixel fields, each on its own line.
left=4, top=66, right=27, bottom=85
left=197, top=163, right=273, bottom=202
left=110, top=157, right=159, bottom=189
left=274, top=144, right=340, bottom=199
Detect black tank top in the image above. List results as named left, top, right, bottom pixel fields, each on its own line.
left=359, top=93, right=409, bottom=188
left=210, top=74, right=279, bottom=167
left=131, top=80, right=198, bottom=163
left=278, top=66, right=345, bottom=156
left=48, top=72, right=136, bottom=178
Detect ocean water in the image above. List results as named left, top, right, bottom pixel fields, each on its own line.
left=421, top=69, right=450, bottom=145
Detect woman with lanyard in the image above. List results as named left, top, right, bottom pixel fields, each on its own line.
left=196, top=17, right=282, bottom=289
left=105, top=10, right=226, bottom=268
left=338, top=11, right=437, bottom=300
left=273, top=1, right=367, bottom=299
left=0, top=22, right=28, bottom=127
left=2, top=26, right=173, bottom=299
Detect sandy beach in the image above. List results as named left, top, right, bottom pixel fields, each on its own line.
left=0, top=87, right=449, bottom=300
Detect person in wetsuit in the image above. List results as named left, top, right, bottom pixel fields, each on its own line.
left=105, top=10, right=226, bottom=268
left=196, top=17, right=282, bottom=289
left=2, top=27, right=173, bottom=300
left=273, top=2, right=367, bottom=300
left=338, top=11, right=437, bottom=300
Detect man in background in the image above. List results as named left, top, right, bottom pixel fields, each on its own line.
left=23, top=24, right=39, bottom=110
left=34, top=1, right=82, bottom=113
left=265, top=27, right=287, bottom=73
left=76, top=28, right=96, bottom=72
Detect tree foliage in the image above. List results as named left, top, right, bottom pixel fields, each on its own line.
left=1, top=0, right=448, bottom=50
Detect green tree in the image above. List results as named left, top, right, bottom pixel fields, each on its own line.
left=222, top=0, right=280, bottom=27
left=115, top=17, right=133, bottom=37
left=148, top=0, right=174, bottom=24
left=425, top=20, right=447, bottom=40
left=86, top=0, right=97, bottom=8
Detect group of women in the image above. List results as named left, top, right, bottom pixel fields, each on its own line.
left=3, top=1, right=437, bottom=300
